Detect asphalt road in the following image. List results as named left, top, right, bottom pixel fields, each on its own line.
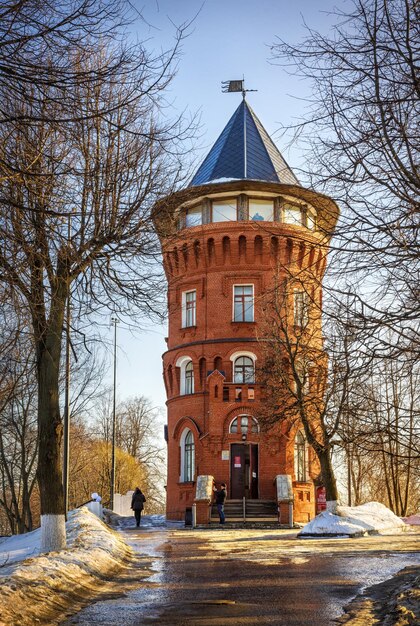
left=63, top=523, right=420, bottom=626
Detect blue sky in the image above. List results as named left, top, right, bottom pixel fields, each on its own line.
left=112, top=0, right=343, bottom=412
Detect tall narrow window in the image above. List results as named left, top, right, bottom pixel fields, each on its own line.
left=295, top=360, right=310, bottom=394
left=233, top=285, right=254, bottom=322
left=182, top=290, right=196, bottom=327
left=294, top=290, right=309, bottom=327
left=181, top=429, right=195, bottom=482
left=294, top=431, right=307, bottom=481
left=185, top=361, right=194, bottom=395
left=234, top=356, right=255, bottom=383
left=306, top=210, right=316, bottom=230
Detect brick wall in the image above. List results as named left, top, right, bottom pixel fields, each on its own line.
left=160, top=186, right=330, bottom=523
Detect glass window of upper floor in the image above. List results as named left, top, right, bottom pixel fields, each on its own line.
left=249, top=199, right=273, bottom=221
left=212, top=200, right=237, bottom=222
left=230, top=415, right=259, bottom=434
left=185, top=360, right=194, bottom=395
left=185, top=205, right=202, bottom=227
left=283, top=203, right=302, bottom=226
left=182, top=290, right=196, bottom=327
left=179, top=196, right=316, bottom=231
left=233, top=285, right=254, bottom=322
left=234, top=356, right=255, bottom=383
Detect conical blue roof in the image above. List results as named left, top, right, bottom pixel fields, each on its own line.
left=189, top=100, right=299, bottom=187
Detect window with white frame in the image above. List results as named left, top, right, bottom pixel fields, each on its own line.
left=185, top=361, right=194, bottom=395
left=249, top=199, right=274, bottom=222
left=212, top=199, right=237, bottom=222
left=234, top=356, right=255, bottom=383
left=294, top=290, right=309, bottom=327
left=294, top=431, right=307, bottom=481
left=177, top=357, right=195, bottom=395
left=229, top=415, right=259, bottom=434
left=295, top=360, right=310, bottom=395
left=233, top=285, right=254, bottom=322
left=185, top=205, right=202, bottom=228
left=283, top=203, right=302, bottom=226
left=182, top=290, right=196, bottom=327
left=180, top=429, right=195, bottom=482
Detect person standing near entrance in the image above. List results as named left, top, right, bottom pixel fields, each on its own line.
left=214, top=483, right=227, bottom=525
left=131, top=487, right=146, bottom=527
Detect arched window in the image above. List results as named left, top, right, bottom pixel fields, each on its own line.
left=180, top=429, right=195, bottom=482
left=185, top=361, right=194, bottom=395
left=229, top=415, right=259, bottom=434
left=234, top=356, right=255, bottom=383
left=177, top=356, right=194, bottom=395
left=294, top=431, right=307, bottom=482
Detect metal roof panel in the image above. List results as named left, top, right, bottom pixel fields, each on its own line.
left=189, top=100, right=299, bottom=187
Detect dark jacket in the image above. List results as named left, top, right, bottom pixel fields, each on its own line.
left=215, top=488, right=226, bottom=505
left=131, top=490, right=146, bottom=511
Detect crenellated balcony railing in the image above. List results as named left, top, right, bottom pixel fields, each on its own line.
left=216, top=382, right=262, bottom=403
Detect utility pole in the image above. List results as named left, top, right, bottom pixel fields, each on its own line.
left=63, top=215, right=71, bottom=518
left=110, top=317, right=119, bottom=510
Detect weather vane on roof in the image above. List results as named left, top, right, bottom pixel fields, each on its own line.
left=221, top=78, right=257, bottom=99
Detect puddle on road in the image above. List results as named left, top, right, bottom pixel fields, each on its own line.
left=62, top=529, right=420, bottom=626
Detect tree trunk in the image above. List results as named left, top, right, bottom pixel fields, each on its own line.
left=318, top=447, right=339, bottom=513
left=36, top=302, right=66, bottom=552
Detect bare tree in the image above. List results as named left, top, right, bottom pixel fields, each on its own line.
left=271, top=0, right=420, bottom=356
left=0, top=292, right=39, bottom=534
left=0, top=343, right=38, bottom=535
left=257, top=275, right=350, bottom=509
left=68, top=417, right=147, bottom=508
left=0, top=9, right=194, bottom=550
left=0, top=1, right=131, bottom=122
left=339, top=348, right=420, bottom=515
left=93, top=394, right=166, bottom=512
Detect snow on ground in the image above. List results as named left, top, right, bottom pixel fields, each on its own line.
left=105, top=510, right=183, bottom=532
left=0, top=526, right=41, bottom=568
left=0, top=507, right=132, bottom=626
left=299, top=502, right=408, bottom=537
left=404, top=513, right=420, bottom=526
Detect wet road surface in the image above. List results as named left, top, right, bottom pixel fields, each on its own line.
left=63, top=522, right=420, bottom=626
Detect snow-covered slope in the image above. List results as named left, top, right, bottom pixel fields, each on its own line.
left=0, top=507, right=132, bottom=626
left=299, top=502, right=408, bottom=537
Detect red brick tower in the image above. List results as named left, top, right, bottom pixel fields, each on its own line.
left=154, top=98, right=339, bottom=523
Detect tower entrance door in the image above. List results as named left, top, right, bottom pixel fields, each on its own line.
left=230, top=444, right=258, bottom=499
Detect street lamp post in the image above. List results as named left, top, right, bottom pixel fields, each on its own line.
left=110, top=317, right=119, bottom=510
left=63, top=215, right=71, bottom=518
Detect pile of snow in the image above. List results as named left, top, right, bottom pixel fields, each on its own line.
left=0, top=526, right=41, bottom=568
left=403, top=513, right=420, bottom=526
left=0, top=507, right=132, bottom=625
left=203, top=177, right=240, bottom=184
left=299, top=502, right=407, bottom=537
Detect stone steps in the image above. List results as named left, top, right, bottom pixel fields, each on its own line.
left=210, top=499, right=278, bottom=523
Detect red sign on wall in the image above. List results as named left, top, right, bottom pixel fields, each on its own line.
left=316, top=486, right=327, bottom=512
left=234, top=456, right=241, bottom=468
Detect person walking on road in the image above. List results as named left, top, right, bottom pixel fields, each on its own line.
left=131, top=487, right=146, bottom=527
left=214, top=483, right=227, bottom=525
